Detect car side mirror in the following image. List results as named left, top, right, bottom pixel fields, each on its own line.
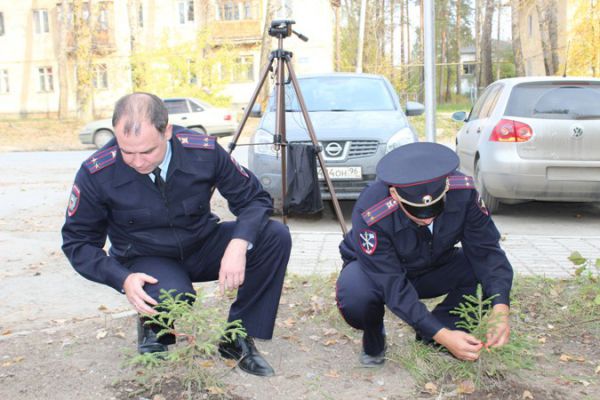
left=451, top=111, right=467, bottom=122
left=405, top=101, right=425, bottom=117
left=250, top=104, right=262, bottom=118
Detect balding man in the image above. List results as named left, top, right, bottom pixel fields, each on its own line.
left=62, top=92, right=291, bottom=376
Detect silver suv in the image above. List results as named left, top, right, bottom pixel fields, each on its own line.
left=248, top=73, right=423, bottom=205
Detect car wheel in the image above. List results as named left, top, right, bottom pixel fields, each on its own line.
left=93, top=129, right=114, bottom=148
left=189, top=126, right=207, bottom=134
left=474, top=160, right=500, bottom=213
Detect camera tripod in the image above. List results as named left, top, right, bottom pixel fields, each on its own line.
left=227, top=20, right=347, bottom=234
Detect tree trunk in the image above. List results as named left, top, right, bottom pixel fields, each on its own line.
left=399, top=0, right=404, bottom=66
left=259, top=0, right=273, bottom=105
left=419, top=0, right=424, bottom=102
left=334, top=2, right=341, bottom=71
left=536, top=0, right=558, bottom=75
left=546, top=0, right=560, bottom=74
left=475, top=0, right=482, bottom=89
left=480, top=0, right=494, bottom=87
left=73, top=0, right=93, bottom=120
left=126, top=0, right=140, bottom=54
left=56, top=3, right=70, bottom=119
left=439, top=30, right=446, bottom=103
left=390, top=0, right=395, bottom=80
left=455, top=0, right=462, bottom=95
left=511, top=0, right=525, bottom=75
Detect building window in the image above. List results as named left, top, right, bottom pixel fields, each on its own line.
left=33, top=9, right=49, bottom=34
left=463, top=63, right=475, bottom=75
left=98, top=4, right=109, bottom=31
left=138, top=3, right=144, bottom=27
left=178, top=0, right=194, bottom=24
left=233, top=55, right=254, bottom=82
left=218, top=1, right=255, bottom=20
left=0, top=69, right=9, bottom=94
left=38, top=67, right=54, bottom=92
left=92, top=64, right=108, bottom=89
left=528, top=14, right=533, bottom=37
left=0, top=12, right=5, bottom=36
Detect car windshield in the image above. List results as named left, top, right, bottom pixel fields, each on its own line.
left=505, top=82, right=600, bottom=120
left=164, top=100, right=188, bottom=114
left=269, top=77, right=397, bottom=112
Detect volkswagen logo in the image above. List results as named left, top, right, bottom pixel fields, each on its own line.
left=325, top=142, right=343, bottom=157
left=571, top=125, right=584, bottom=139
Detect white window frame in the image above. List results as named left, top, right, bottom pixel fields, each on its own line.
left=38, top=66, right=54, bottom=92
left=178, top=0, right=195, bottom=24
left=33, top=9, right=49, bottom=34
left=0, top=12, right=5, bottom=36
left=92, top=64, right=108, bottom=89
left=0, top=69, right=9, bottom=94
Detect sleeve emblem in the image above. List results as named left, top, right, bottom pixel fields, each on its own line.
left=359, top=229, right=378, bottom=255
left=477, top=193, right=489, bottom=216
left=67, top=184, right=81, bottom=217
left=230, top=155, right=249, bottom=178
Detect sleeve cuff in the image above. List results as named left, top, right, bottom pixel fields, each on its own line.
left=415, top=313, right=445, bottom=341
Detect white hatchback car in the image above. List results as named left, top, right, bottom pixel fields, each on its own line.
left=452, top=77, right=600, bottom=212
left=79, top=97, right=237, bottom=148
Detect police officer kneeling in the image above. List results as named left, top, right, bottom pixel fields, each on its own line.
left=336, top=142, right=513, bottom=365
left=62, top=93, right=291, bottom=377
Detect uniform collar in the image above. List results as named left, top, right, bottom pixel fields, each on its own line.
left=111, top=139, right=173, bottom=187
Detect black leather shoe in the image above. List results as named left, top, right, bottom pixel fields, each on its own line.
left=218, top=336, right=275, bottom=377
left=359, top=335, right=386, bottom=367
left=137, top=318, right=168, bottom=354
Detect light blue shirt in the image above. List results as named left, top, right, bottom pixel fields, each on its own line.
left=150, top=141, right=172, bottom=182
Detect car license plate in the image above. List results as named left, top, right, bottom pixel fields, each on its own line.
left=317, top=166, right=362, bottom=180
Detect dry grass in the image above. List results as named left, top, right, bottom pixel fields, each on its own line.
left=0, top=118, right=92, bottom=152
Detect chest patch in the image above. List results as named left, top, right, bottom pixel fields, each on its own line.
left=359, top=229, right=378, bottom=255
left=67, top=184, right=81, bottom=217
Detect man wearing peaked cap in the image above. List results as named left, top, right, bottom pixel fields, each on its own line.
left=336, top=142, right=513, bottom=365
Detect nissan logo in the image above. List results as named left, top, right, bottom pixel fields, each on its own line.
left=571, top=125, right=584, bottom=139
left=325, top=142, right=343, bottom=157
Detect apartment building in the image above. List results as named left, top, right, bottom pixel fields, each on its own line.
left=0, top=0, right=333, bottom=118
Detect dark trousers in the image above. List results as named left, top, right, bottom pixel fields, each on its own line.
left=127, top=220, right=291, bottom=343
left=336, top=248, right=478, bottom=355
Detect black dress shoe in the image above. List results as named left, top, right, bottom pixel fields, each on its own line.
left=137, top=318, right=168, bottom=354
left=218, top=336, right=275, bottom=377
left=359, top=335, right=386, bottom=367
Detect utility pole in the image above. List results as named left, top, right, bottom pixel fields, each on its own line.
left=424, top=0, right=436, bottom=142
left=356, top=0, right=367, bottom=72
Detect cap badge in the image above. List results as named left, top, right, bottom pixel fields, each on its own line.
left=422, top=195, right=433, bottom=204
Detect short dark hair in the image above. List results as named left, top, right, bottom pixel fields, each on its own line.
left=112, top=92, right=169, bottom=136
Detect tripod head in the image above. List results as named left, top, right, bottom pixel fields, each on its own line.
left=268, top=19, right=308, bottom=42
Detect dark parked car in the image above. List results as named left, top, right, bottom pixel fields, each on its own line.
left=248, top=73, right=424, bottom=206
left=452, top=77, right=600, bottom=212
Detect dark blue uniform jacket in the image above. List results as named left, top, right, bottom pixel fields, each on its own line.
left=339, top=178, right=513, bottom=339
left=62, top=127, right=273, bottom=292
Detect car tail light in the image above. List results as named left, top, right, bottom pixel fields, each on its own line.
left=489, top=119, right=533, bottom=142
left=224, top=114, right=232, bottom=121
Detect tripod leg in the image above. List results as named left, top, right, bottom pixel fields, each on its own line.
left=274, top=47, right=288, bottom=225
left=226, top=56, right=276, bottom=154
left=284, top=59, right=348, bottom=235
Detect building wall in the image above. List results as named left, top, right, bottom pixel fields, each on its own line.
left=0, top=0, right=333, bottom=117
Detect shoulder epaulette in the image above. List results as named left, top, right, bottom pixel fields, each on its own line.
left=448, top=175, right=475, bottom=190
left=84, top=145, right=118, bottom=174
left=361, top=196, right=399, bottom=226
left=176, top=132, right=215, bottom=149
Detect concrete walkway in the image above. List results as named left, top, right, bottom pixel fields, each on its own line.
left=287, top=231, right=600, bottom=278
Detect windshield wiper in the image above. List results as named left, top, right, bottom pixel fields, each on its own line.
left=533, top=108, right=570, bottom=114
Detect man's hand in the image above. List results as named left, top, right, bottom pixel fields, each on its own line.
left=219, top=238, right=248, bottom=296
left=485, top=304, right=510, bottom=348
left=123, top=273, right=159, bottom=315
left=433, top=328, right=484, bottom=361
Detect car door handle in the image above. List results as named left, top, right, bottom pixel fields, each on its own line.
left=181, top=116, right=188, bottom=120
left=476, top=127, right=481, bottom=133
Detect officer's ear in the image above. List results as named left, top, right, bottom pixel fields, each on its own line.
left=164, top=124, right=173, bottom=141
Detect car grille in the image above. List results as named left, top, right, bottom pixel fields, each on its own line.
left=295, top=140, right=380, bottom=160
left=319, top=174, right=376, bottom=194
left=347, top=140, right=379, bottom=158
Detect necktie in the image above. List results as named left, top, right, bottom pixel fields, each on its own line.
left=152, top=167, right=166, bottom=194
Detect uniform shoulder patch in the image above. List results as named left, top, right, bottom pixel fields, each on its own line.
left=67, top=183, right=80, bottom=216
left=361, top=196, right=399, bottom=226
left=176, top=132, right=216, bottom=149
left=448, top=175, right=475, bottom=190
left=84, top=146, right=118, bottom=174
left=359, top=229, right=378, bottom=255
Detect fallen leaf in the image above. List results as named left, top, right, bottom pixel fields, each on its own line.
left=223, top=359, right=237, bottom=369
left=559, top=354, right=585, bottom=362
left=114, top=331, right=126, bottom=339
left=324, top=369, right=340, bottom=378
left=578, top=380, right=591, bottom=387
left=309, top=335, right=321, bottom=341
left=283, top=317, right=296, bottom=328
left=323, top=328, right=338, bottom=336
left=97, top=305, right=108, bottom=311
left=96, top=329, right=108, bottom=340
left=595, top=365, right=600, bottom=375
left=322, top=339, right=337, bottom=346
left=538, top=337, right=546, bottom=344
left=424, top=382, right=438, bottom=394
left=207, top=386, right=224, bottom=395
left=457, top=380, right=475, bottom=394
left=199, top=360, right=215, bottom=368
left=1, top=330, right=11, bottom=336
left=522, top=389, right=534, bottom=399
left=152, top=395, right=166, bottom=400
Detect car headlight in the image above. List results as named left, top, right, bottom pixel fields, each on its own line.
left=386, top=127, right=417, bottom=153
left=252, top=129, right=278, bottom=157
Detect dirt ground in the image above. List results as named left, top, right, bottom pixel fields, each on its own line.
left=1, top=119, right=598, bottom=399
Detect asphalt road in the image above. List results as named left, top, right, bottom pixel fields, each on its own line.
left=0, top=148, right=599, bottom=336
